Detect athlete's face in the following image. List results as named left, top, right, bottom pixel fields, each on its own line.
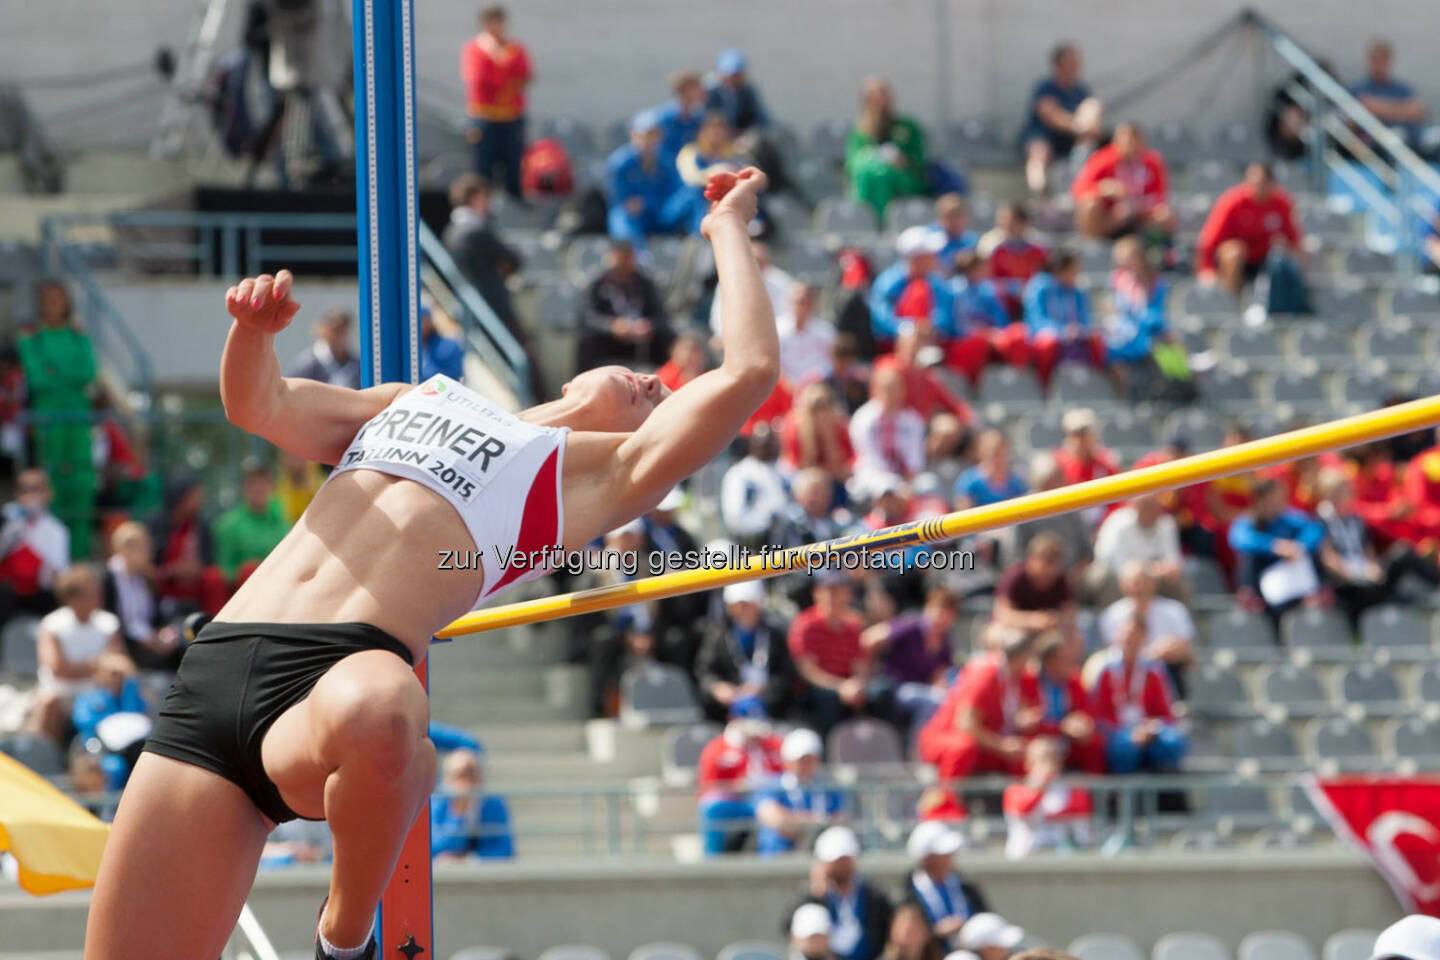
left=562, top=365, right=669, bottom=432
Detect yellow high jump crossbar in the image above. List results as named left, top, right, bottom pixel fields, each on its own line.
left=436, top=394, right=1440, bottom=639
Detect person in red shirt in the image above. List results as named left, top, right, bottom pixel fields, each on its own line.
left=1401, top=427, right=1440, bottom=553
left=985, top=203, right=1048, bottom=320
left=1002, top=737, right=1094, bottom=858
left=780, top=381, right=854, bottom=485
left=460, top=4, right=533, bottom=198
left=1195, top=162, right=1306, bottom=296
left=696, top=718, right=784, bottom=855
left=1071, top=122, right=1175, bottom=239
left=788, top=571, right=886, bottom=735
left=872, top=325, right=973, bottom=423
left=1052, top=407, right=1118, bottom=486
left=917, top=626, right=1036, bottom=782
left=1133, top=434, right=1218, bottom=559
left=1344, top=443, right=1414, bottom=548
left=656, top=330, right=711, bottom=393
left=1017, top=633, right=1103, bottom=773
left=1090, top=614, right=1186, bottom=773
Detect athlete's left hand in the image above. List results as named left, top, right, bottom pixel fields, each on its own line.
left=226, top=270, right=301, bottom=334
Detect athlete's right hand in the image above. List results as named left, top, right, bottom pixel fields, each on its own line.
left=700, top=166, right=767, bottom=239
left=226, top=270, right=301, bottom=333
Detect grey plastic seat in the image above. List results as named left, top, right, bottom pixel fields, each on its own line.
left=1171, top=828, right=1231, bottom=852
left=1279, top=607, right=1353, bottom=658
left=1293, top=325, right=1352, bottom=366
left=977, top=366, right=1045, bottom=410
left=1301, top=207, right=1356, bottom=241
left=629, top=943, right=705, bottom=960
left=883, top=197, right=935, bottom=234
left=0, top=615, right=39, bottom=675
left=1313, top=286, right=1372, bottom=325
left=542, top=947, right=613, bottom=960
left=1289, top=783, right=1319, bottom=818
left=815, top=197, right=878, bottom=237
left=1210, top=122, right=1259, bottom=164
left=1101, top=409, right=1155, bottom=454
left=1342, top=248, right=1395, bottom=279
left=1359, top=604, right=1433, bottom=658
left=1224, top=327, right=1286, bottom=369
left=1166, top=409, right=1226, bottom=452
left=1186, top=159, right=1239, bottom=197
left=1196, top=365, right=1257, bottom=413
left=1309, top=717, right=1377, bottom=769
left=1338, top=371, right=1391, bottom=412
left=1389, top=285, right=1440, bottom=320
left=1068, top=933, right=1145, bottom=960
left=1262, top=663, right=1332, bottom=717
left=717, top=942, right=786, bottom=960
left=1024, top=414, right=1064, bottom=452
left=1271, top=370, right=1329, bottom=412
left=809, top=120, right=851, bottom=164
left=1339, top=662, right=1404, bottom=715
left=1181, top=283, right=1240, bottom=318
left=795, top=160, right=844, bottom=203
left=1237, top=931, right=1316, bottom=960
left=1154, top=120, right=1201, bottom=167
left=1153, top=932, right=1231, bottom=960
left=0, top=733, right=65, bottom=776
left=1205, top=783, right=1273, bottom=819
left=946, top=118, right=1012, bottom=165
left=1188, top=664, right=1251, bottom=718
left=1323, top=930, right=1380, bottom=960
left=1231, top=718, right=1300, bottom=769
left=764, top=194, right=811, bottom=239
left=1183, top=722, right=1226, bottom=772
left=827, top=718, right=905, bottom=773
left=568, top=236, right=613, bottom=278
left=536, top=282, right=582, bottom=331
left=1053, top=363, right=1119, bottom=406
left=620, top=664, right=701, bottom=727
left=1362, top=323, right=1429, bottom=370
left=538, top=116, right=598, bottom=157
left=662, top=723, right=721, bottom=784
left=1389, top=716, right=1440, bottom=763
left=1423, top=664, right=1440, bottom=702
left=1203, top=607, right=1279, bottom=662
left=1254, top=827, right=1314, bottom=849
left=1184, top=556, right=1229, bottom=607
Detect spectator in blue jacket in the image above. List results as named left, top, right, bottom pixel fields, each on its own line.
left=655, top=70, right=710, bottom=160
left=419, top=305, right=465, bottom=381
left=1022, top=249, right=1105, bottom=388
left=707, top=48, right=770, bottom=133
left=1105, top=237, right=1168, bottom=365
left=606, top=110, right=685, bottom=247
left=71, top=651, right=149, bottom=790
left=755, top=728, right=847, bottom=856
left=1229, top=477, right=1326, bottom=620
left=432, top=747, right=515, bottom=860
left=869, top=227, right=954, bottom=342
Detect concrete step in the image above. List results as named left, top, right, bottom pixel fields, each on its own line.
left=435, top=696, right=585, bottom=726
left=433, top=664, right=547, bottom=700
left=464, top=722, right=588, bottom=753
left=485, top=752, right=615, bottom=783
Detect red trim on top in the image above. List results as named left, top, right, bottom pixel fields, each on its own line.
left=487, top=447, right=561, bottom=597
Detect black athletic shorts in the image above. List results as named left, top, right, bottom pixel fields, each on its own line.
left=143, top=621, right=414, bottom=824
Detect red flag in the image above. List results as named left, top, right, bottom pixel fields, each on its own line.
left=1309, top=775, right=1440, bottom=916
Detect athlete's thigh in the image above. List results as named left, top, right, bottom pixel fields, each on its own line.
left=85, top=753, right=270, bottom=960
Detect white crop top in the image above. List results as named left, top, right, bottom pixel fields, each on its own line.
left=329, top=374, right=568, bottom=609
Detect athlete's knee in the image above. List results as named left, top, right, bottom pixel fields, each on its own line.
left=318, top=661, right=428, bottom=772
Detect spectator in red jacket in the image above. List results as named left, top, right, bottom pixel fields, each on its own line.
left=917, top=626, right=1036, bottom=781
left=1017, top=633, right=1103, bottom=773
left=1071, top=122, right=1176, bottom=240
left=1090, top=614, right=1186, bottom=773
left=872, top=325, right=973, bottom=423
left=697, top=718, right=784, bottom=856
left=984, top=203, right=1048, bottom=320
left=1002, top=737, right=1094, bottom=859
left=1401, top=428, right=1440, bottom=554
left=461, top=4, right=533, bottom=198
left=790, top=571, right=889, bottom=736
left=1196, top=162, right=1306, bottom=296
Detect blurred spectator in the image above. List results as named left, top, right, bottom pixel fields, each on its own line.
left=1133, top=434, right=1217, bottom=558
left=102, top=522, right=182, bottom=672
left=879, top=903, right=945, bottom=960
left=68, top=750, right=114, bottom=821
left=1023, top=250, right=1105, bottom=388
left=1400, top=427, right=1440, bottom=551
left=0, top=345, right=24, bottom=476
left=28, top=564, right=126, bottom=743
left=288, top=306, right=360, bottom=389
left=780, top=285, right=838, bottom=386
left=580, top=238, right=673, bottom=369
left=657, top=330, right=711, bottom=393
left=274, top=451, right=324, bottom=527
left=1052, top=408, right=1118, bottom=510
left=790, top=903, right=839, bottom=960
left=1070, top=122, right=1174, bottom=240
left=1366, top=915, right=1440, bottom=960
left=947, top=252, right=1020, bottom=388
left=587, top=520, right=659, bottom=717
left=674, top=111, right=743, bottom=233
left=0, top=468, right=69, bottom=621
left=214, top=459, right=288, bottom=586
left=1266, top=61, right=1337, bottom=161
left=983, top=204, right=1048, bottom=320
left=1229, top=477, right=1325, bottom=617
left=656, top=70, right=709, bottom=160
left=444, top=173, right=523, bottom=332
left=901, top=821, right=988, bottom=948
left=697, top=718, right=783, bottom=855
left=789, top=571, right=888, bottom=736
left=1106, top=237, right=1185, bottom=403
left=460, top=4, right=532, bottom=198
left=722, top=427, right=790, bottom=545
left=1017, top=633, right=1103, bottom=773
left=1089, top=493, right=1188, bottom=605
left=780, top=386, right=854, bottom=486
left=992, top=534, right=1075, bottom=639
left=91, top=393, right=150, bottom=518
left=707, top=48, right=771, bottom=134
left=696, top=580, right=798, bottom=722
left=1196, top=162, right=1307, bottom=299
left=775, top=468, right=848, bottom=552
left=917, top=626, right=1035, bottom=780
left=861, top=588, right=957, bottom=729
left=846, top=77, right=930, bottom=219
left=958, top=913, right=1026, bottom=960
left=1317, top=468, right=1440, bottom=628
left=1352, top=40, right=1426, bottom=144
left=1097, top=563, right=1194, bottom=697
left=869, top=228, right=953, bottom=343
left=19, top=279, right=97, bottom=559
left=756, top=727, right=847, bottom=855
left=787, top=826, right=893, bottom=960
left=1091, top=614, right=1186, bottom=774
left=1014, top=453, right=1093, bottom=571
left=149, top=477, right=226, bottom=616
left=1002, top=737, right=1094, bottom=859
left=850, top=367, right=926, bottom=488
left=712, top=241, right=799, bottom=338
left=606, top=110, right=685, bottom=246
left=933, top=194, right=978, bottom=267
left=953, top=429, right=1026, bottom=509
left=71, top=650, right=150, bottom=788
left=826, top=334, right=873, bottom=415
left=419, top=305, right=464, bottom=382
left=1022, top=42, right=1104, bottom=195
left=431, top=748, right=514, bottom=860
left=873, top=326, right=972, bottom=424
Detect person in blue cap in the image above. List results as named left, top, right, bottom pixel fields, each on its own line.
left=707, top=48, right=770, bottom=133
left=654, top=70, right=710, bottom=161
left=605, top=109, right=687, bottom=247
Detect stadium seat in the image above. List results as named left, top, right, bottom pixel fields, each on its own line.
left=0, top=615, right=39, bottom=675
left=1359, top=604, right=1433, bottom=659
left=1024, top=414, right=1064, bottom=452
left=1166, top=409, right=1226, bottom=452
left=1278, top=607, right=1353, bottom=658
left=1342, top=248, right=1395, bottom=280
left=809, top=120, right=851, bottom=164
left=620, top=664, right=702, bottom=727
left=1420, top=663, right=1440, bottom=703
left=1052, top=363, right=1119, bottom=407
left=1300, top=207, right=1355, bottom=242
left=1153, top=120, right=1200, bottom=167
left=1186, top=159, right=1239, bottom=198
left=1388, top=284, right=1440, bottom=321
left=662, top=723, right=721, bottom=785
left=1202, top=607, right=1278, bottom=662
left=1262, top=663, right=1332, bottom=717
left=1195, top=366, right=1257, bottom=414
left=1153, top=932, right=1231, bottom=960
left=1308, top=717, right=1377, bottom=770
left=0, top=733, right=64, bottom=776
left=1222, top=327, right=1286, bottom=370
left=1293, top=325, right=1352, bottom=367
left=1389, top=716, right=1440, bottom=763
left=1337, top=371, right=1392, bottom=412
left=1338, top=662, right=1405, bottom=716
left=629, top=943, right=704, bottom=960
left=1312, top=286, right=1372, bottom=326
left=977, top=366, right=1045, bottom=411
left=1182, top=722, right=1226, bottom=772
left=945, top=118, right=1012, bottom=166
left=1361, top=323, right=1429, bottom=371
left=1209, top=122, right=1258, bottom=165
left=1254, top=827, right=1313, bottom=849
left=1204, top=783, right=1273, bottom=822
left=1181, top=283, right=1240, bottom=319
left=1068, top=933, right=1145, bottom=960
left=1322, top=931, right=1380, bottom=960
left=1270, top=370, right=1329, bottom=413
left=827, top=717, right=905, bottom=774
left=507, top=233, right=563, bottom=273
left=1187, top=664, right=1251, bottom=718
left=540, top=946, right=613, bottom=960
left=780, top=239, right=838, bottom=276
left=568, top=236, right=613, bottom=279
left=1237, top=931, right=1316, bottom=960
left=1230, top=718, right=1300, bottom=769
left=764, top=194, right=811, bottom=239
left=815, top=197, right=878, bottom=237
left=883, top=197, right=935, bottom=234
left=795, top=160, right=844, bottom=203
left=536, top=282, right=582, bottom=331
left=1288, top=783, right=1319, bottom=819
left=1101, top=409, right=1155, bottom=454
left=1184, top=556, right=1229, bottom=609
left=1170, top=829, right=1230, bottom=851
left=537, top=116, right=598, bottom=158
left=716, top=942, right=786, bottom=960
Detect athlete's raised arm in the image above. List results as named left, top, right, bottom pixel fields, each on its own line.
left=220, top=270, right=410, bottom=465
left=608, top=168, right=779, bottom=522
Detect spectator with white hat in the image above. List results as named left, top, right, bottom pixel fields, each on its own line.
left=900, top=821, right=990, bottom=949
left=784, top=825, right=894, bottom=960
left=957, top=913, right=1025, bottom=960
left=1371, top=915, right=1440, bottom=960
left=695, top=578, right=798, bottom=722
left=755, top=727, right=847, bottom=855
left=790, top=902, right=839, bottom=960
left=869, top=227, right=954, bottom=344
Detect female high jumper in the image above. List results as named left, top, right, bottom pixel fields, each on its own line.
left=85, top=168, right=776, bottom=960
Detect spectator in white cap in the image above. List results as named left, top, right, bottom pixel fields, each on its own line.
left=784, top=825, right=895, bottom=960
left=695, top=578, right=797, bottom=722
left=957, top=913, right=1024, bottom=960
left=756, top=728, right=847, bottom=855
left=1371, top=915, right=1440, bottom=960
left=791, top=902, right=839, bottom=960
left=869, top=226, right=954, bottom=343
left=901, top=821, right=990, bottom=949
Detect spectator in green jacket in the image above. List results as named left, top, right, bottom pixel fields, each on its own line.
left=214, top=459, right=290, bottom=585
left=845, top=77, right=928, bottom=220
left=18, top=280, right=97, bottom=559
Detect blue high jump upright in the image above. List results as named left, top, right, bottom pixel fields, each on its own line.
left=351, top=0, right=433, bottom=957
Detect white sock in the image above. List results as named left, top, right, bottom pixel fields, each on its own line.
left=318, top=909, right=373, bottom=960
